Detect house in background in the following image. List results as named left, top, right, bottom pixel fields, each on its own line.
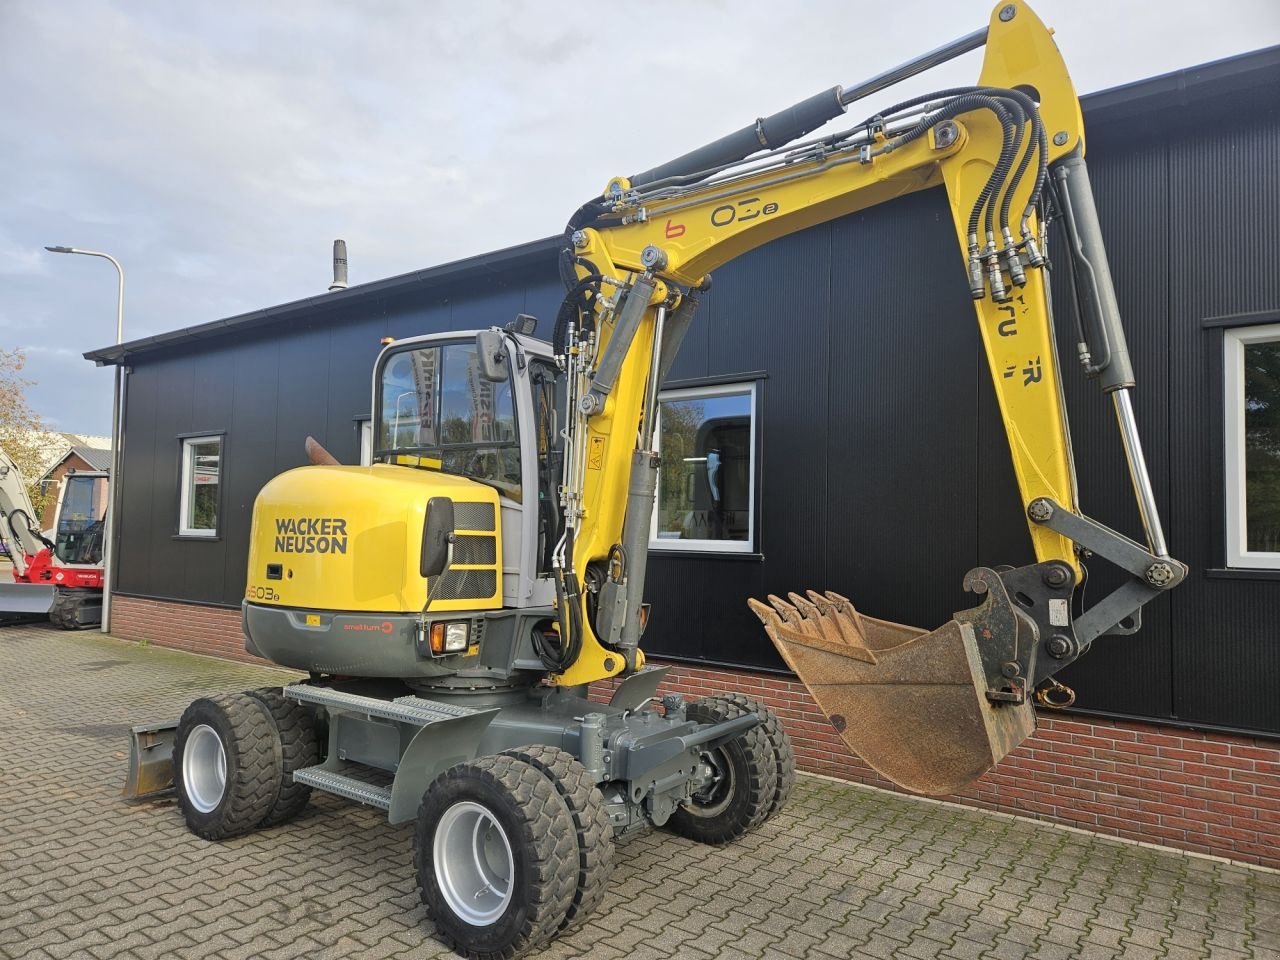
left=37, top=443, right=113, bottom=530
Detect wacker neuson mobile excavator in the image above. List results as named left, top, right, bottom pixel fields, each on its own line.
left=125, top=4, right=1185, bottom=956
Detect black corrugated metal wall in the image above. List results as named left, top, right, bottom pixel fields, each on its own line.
left=115, top=82, right=1280, bottom=735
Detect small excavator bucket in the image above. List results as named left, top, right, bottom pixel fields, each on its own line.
left=748, top=590, right=1035, bottom=796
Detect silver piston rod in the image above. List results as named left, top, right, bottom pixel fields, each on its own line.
left=1053, top=150, right=1169, bottom=559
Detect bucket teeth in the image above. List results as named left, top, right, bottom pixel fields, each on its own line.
left=749, top=592, right=878, bottom=664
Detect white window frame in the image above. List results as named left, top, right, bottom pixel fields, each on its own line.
left=179, top=435, right=222, bottom=538
left=358, top=419, right=373, bottom=466
left=650, top=382, right=757, bottom=554
left=1224, top=322, right=1280, bottom=569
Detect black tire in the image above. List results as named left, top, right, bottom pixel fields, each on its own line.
left=415, top=755, right=578, bottom=960
left=245, top=687, right=321, bottom=827
left=714, top=693, right=796, bottom=820
left=664, top=696, right=777, bottom=845
left=502, top=745, right=614, bottom=930
left=173, top=693, right=280, bottom=841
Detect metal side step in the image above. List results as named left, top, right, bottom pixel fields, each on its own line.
left=292, top=767, right=393, bottom=810
left=283, top=684, right=478, bottom=726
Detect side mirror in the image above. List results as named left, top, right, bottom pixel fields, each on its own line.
left=475, top=330, right=508, bottom=382
left=420, top=497, right=455, bottom=578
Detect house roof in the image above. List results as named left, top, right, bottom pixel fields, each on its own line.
left=83, top=45, right=1280, bottom=368
left=67, top=445, right=113, bottom=472
left=23, top=431, right=112, bottom=478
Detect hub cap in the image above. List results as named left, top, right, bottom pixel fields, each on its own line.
left=434, top=801, right=514, bottom=926
left=688, top=746, right=735, bottom=817
left=183, top=723, right=227, bottom=813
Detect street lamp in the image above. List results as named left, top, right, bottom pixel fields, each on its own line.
left=45, top=246, right=124, bottom=634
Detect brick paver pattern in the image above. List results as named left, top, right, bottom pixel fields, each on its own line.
left=0, top=624, right=1277, bottom=960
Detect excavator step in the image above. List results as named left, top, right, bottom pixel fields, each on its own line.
left=283, top=685, right=478, bottom=726
left=292, top=766, right=393, bottom=810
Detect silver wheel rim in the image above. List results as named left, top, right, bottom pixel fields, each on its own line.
left=183, top=723, right=227, bottom=814
left=434, top=800, right=514, bottom=926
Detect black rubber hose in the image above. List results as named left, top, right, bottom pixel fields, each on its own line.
left=876, top=92, right=1015, bottom=238
left=552, top=275, right=603, bottom=356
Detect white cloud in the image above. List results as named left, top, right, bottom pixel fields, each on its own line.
left=1, top=0, right=1278, bottom=431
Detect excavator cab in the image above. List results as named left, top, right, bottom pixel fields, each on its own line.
left=53, top=471, right=109, bottom=566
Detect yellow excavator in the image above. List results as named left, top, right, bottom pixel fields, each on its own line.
left=127, top=4, right=1184, bottom=957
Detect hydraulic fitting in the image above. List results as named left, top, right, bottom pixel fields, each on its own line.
left=984, top=237, right=1009, bottom=302
left=1002, top=229, right=1027, bottom=287
left=967, top=234, right=985, bottom=299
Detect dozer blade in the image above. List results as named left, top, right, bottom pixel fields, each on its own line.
left=122, top=721, right=177, bottom=800
left=748, top=589, right=1034, bottom=796
left=0, top=582, right=57, bottom=624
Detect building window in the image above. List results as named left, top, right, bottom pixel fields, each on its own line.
left=651, top=383, right=756, bottom=552
left=179, top=436, right=222, bottom=537
left=1224, top=323, right=1280, bottom=569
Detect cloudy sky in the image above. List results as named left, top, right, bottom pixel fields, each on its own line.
left=3, top=0, right=1278, bottom=436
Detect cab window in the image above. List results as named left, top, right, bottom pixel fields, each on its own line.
left=377, top=341, right=521, bottom=499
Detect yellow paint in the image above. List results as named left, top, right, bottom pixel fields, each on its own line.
left=247, top=464, right=501, bottom=614
left=552, top=2, right=1089, bottom=685
left=937, top=0, right=1083, bottom=577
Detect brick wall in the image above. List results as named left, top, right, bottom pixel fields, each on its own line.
left=111, top=596, right=1279, bottom=870
left=594, top=660, right=1280, bottom=871
left=111, top=595, right=269, bottom=665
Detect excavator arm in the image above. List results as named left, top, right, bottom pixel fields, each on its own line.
left=0, top=448, right=54, bottom=579
left=543, top=1, right=1186, bottom=795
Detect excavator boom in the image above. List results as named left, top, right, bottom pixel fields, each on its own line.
left=548, top=1, right=1185, bottom=794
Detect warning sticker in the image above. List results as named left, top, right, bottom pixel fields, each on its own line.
left=588, top=436, right=606, bottom=471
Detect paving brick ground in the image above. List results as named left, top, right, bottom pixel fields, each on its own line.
left=1, top=624, right=1277, bottom=960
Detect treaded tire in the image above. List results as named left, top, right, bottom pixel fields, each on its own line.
left=173, top=693, right=280, bottom=841
left=415, top=755, right=578, bottom=960
left=245, top=687, right=320, bottom=827
left=664, top=696, right=777, bottom=845
left=714, top=693, right=796, bottom=819
left=501, top=745, right=614, bottom=930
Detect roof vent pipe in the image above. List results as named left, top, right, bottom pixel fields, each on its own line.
left=329, top=239, right=348, bottom=291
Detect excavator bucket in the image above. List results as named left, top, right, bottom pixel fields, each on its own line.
left=748, top=589, right=1035, bottom=796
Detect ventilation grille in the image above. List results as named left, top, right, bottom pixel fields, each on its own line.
left=452, top=534, right=497, bottom=565
left=454, top=503, right=495, bottom=532
left=431, top=569, right=498, bottom=601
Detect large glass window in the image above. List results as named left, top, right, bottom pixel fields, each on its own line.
left=651, top=383, right=756, bottom=552
left=1225, top=323, right=1280, bottom=569
left=376, top=341, right=521, bottom=499
left=54, top=474, right=108, bottom=565
left=179, top=436, right=222, bottom=537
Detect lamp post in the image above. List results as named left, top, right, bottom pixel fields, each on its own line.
left=44, top=246, right=124, bottom=634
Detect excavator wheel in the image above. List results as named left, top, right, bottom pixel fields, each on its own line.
left=664, top=696, right=777, bottom=845
left=501, top=745, right=614, bottom=931
left=712, top=693, right=795, bottom=820
left=173, top=693, right=281, bottom=841
left=414, top=754, right=578, bottom=960
left=245, top=688, right=321, bottom=828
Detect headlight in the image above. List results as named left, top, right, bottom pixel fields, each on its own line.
left=429, top=621, right=470, bottom=654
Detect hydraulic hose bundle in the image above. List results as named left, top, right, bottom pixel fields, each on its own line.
left=845, top=85, right=1049, bottom=300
